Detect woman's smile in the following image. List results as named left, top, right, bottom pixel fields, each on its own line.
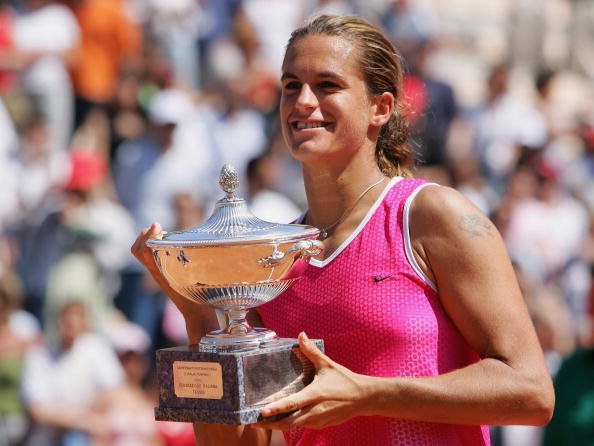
left=293, top=120, right=331, bottom=130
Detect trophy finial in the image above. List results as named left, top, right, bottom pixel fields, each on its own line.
left=219, top=164, right=239, bottom=199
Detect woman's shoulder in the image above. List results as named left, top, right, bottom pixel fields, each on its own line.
left=408, top=183, right=498, bottom=245
left=385, top=179, right=466, bottom=216
left=410, top=183, right=487, bottom=221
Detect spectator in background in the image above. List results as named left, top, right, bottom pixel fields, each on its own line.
left=125, top=88, right=217, bottom=232
left=504, top=158, right=590, bottom=304
left=21, top=150, right=135, bottom=332
left=21, top=300, right=124, bottom=446
left=3, top=110, right=69, bottom=304
left=239, top=0, right=305, bottom=76
left=107, top=72, right=149, bottom=160
left=0, top=97, right=20, bottom=233
left=0, top=272, right=38, bottom=446
left=207, top=78, right=269, bottom=195
left=12, top=113, right=70, bottom=222
left=559, top=119, right=594, bottom=213
left=449, top=155, right=499, bottom=217
left=223, top=8, right=280, bottom=116
left=9, top=0, right=80, bottom=152
left=64, top=0, right=142, bottom=130
left=469, top=63, right=548, bottom=191
left=112, top=97, right=177, bottom=227
left=143, top=0, right=200, bottom=90
left=534, top=68, right=560, bottom=139
left=0, top=0, right=16, bottom=93
left=172, top=192, right=204, bottom=232
left=203, top=9, right=276, bottom=186
left=94, top=319, right=163, bottom=446
left=404, top=39, right=458, bottom=168
left=247, top=152, right=301, bottom=223
left=493, top=259, right=578, bottom=446
left=112, top=88, right=215, bottom=349
left=0, top=238, right=41, bottom=340
left=383, top=0, right=438, bottom=58
left=491, top=163, right=539, bottom=237
left=543, top=265, right=594, bottom=445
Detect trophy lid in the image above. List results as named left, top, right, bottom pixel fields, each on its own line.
left=147, top=164, right=319, bottom=247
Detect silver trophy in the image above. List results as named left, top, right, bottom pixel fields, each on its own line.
left=147, top=165, right=324, bottom=424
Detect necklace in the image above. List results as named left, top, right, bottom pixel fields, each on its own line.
left=317, top=177, right=386, bottom=240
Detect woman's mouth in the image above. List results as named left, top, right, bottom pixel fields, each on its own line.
left=294, top=121, right=328, bottom=129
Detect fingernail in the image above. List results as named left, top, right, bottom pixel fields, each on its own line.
left=300, top=331, right=310, bottom=345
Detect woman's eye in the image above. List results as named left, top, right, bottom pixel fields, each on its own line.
left=320, top=81, right=339, bottom=89
left=284, top=81, right=301, bottom=90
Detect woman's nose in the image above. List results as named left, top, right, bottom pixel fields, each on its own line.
left=295, top=84, right=318, bottom=110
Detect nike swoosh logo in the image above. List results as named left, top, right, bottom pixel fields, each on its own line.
left=374, top=275, right=393, bottom=282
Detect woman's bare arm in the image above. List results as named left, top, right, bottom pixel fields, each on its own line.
left=381, top=184, right=554, bottom=425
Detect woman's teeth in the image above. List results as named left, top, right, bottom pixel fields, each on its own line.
left=295, top=122, right=326, bottom=129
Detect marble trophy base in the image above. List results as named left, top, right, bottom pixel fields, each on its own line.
left=154, top=338, right=324, bottom=425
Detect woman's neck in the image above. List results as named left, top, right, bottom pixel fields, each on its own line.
left=302, top=156, right=387, bottom=231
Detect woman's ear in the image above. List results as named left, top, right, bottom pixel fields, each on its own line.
left=370, top=92, right=395, bottom=127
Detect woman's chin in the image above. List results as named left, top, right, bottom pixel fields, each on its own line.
left=289, top=144, right=328, bottom=164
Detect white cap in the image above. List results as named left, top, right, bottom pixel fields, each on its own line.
left=107, top=319, right=151, bottom=354
left=148, top=89, right=195, bottom=125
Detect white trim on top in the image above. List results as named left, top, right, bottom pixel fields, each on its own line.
left=309, top=176, right=403, bottom=268
left=403, top=182, right=438, bottom=291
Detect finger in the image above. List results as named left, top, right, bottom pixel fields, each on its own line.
left=298, top=332, right=331, bottom=370
left=256, top=403, right=331, bottom=431
left=138, top=224, right=157, bottom=240
left=149, top=221, right=164, bottom=236
left=132, top=222, right=165, bottom=260
left=260, top=384, right=319, bottom=418
left=253, top=408, right=305, bottom=430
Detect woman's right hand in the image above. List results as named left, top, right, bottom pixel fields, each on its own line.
left=130, top=222, right=219, bottom=343
left=130, top=222, right=165, bottom=272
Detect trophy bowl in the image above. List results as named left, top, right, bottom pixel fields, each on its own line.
left=147, top=164, right=323, bottom=351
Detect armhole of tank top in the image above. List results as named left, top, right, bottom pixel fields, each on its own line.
left=403, top=182, right=438, bottom=292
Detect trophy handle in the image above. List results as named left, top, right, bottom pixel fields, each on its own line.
left=257, top=240, right=323, bottom=268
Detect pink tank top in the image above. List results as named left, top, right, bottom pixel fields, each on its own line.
left=258, top=178, right=491, bottom=446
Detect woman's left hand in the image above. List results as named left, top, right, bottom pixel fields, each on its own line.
left=253, top=332, right=376, bottom=430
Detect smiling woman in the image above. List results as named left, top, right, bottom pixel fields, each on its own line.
left=132, top=14, right=554, bottom=446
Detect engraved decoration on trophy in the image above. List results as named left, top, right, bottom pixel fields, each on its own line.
left=146, top=164, right=324, bottom=424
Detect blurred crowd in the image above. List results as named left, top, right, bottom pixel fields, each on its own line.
left=0, top=0, right=592, bottom=445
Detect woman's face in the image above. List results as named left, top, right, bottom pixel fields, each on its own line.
left=280, top=35, right=376, bottom=165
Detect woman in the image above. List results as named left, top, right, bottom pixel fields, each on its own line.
left=132, top=14, right=554, bottom=446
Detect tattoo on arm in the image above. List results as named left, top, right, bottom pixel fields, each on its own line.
left=457, top=214, right=493, bottom=238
